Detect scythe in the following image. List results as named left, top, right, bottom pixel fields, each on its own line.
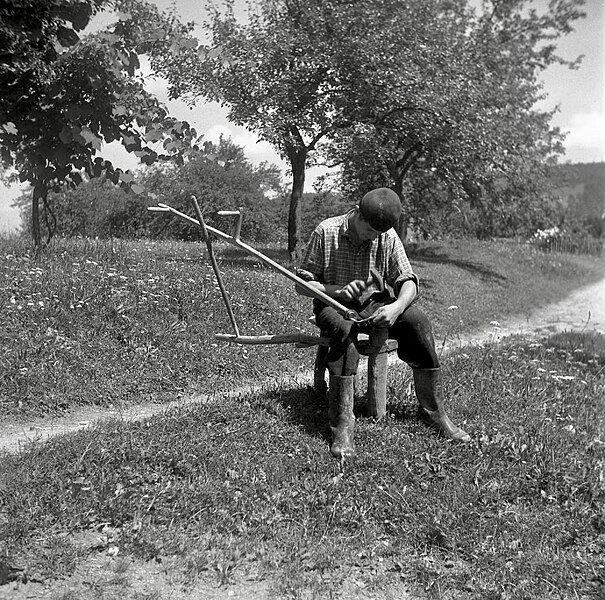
left=148, top=196, right=371, bottom=347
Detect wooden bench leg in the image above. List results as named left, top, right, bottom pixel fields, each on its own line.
left=366, top=351, right=388, bottom=419
left=313, top=344, right=329, bottom=395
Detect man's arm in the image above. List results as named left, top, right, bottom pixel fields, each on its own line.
left=296, top=218, right=373, bottom=303
left=295, top=277, right=369, bottom=303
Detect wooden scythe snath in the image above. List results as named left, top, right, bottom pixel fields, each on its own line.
left=148, top=196, right=367, bottom=347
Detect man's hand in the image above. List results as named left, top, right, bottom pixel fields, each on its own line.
left=367, top=280, right=417, bottom=327
left=368, top=303, right=402, bottom=328
left=335, top=279, right=368, bottom=302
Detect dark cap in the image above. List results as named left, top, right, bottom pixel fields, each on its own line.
left=358, top=188, right=401, bottom=232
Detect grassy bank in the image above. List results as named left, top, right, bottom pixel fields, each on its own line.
left=1, top=331, right=603, bottom=599
left=1, top=236, right=604, bottom=418
left=1, top=235, right=604, bottom=598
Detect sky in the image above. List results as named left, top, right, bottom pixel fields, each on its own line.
left=1, top=0, right=603, bottom=232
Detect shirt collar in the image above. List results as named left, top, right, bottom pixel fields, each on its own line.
left=340, top=209, right=355, bottom=238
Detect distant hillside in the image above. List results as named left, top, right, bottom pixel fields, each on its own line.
left=549, top=162, right=605, bottom=218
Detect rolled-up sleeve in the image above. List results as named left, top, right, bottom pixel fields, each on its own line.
left=386, top=234, right=419, bottom=296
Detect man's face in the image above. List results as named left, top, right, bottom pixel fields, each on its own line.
left=353, top=209, right=383, bottom=241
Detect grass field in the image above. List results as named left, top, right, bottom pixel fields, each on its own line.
left=1, top=236, right=603, bottom=418
left=1, top=236, right=604, bottom=599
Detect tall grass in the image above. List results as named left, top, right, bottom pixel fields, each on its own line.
left=1, top=236, right=604, bottom=418
left=0, top=237, right=311, bottom=416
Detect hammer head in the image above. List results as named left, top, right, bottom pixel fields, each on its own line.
left=358, top=268, right=385, bottom=305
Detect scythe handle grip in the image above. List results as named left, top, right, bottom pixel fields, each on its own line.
left=217, top=210, right=243, bottom=240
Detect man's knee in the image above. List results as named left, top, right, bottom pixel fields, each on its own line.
left=403, top=305, right=433, bottom=331
left=391, top=307, right=439, bottom=369
left=315, top=305, right=354, bottom=344
left=327, top=341, right=360, bottom=377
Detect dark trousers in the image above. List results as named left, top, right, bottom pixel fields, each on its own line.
left=313, top=299, right=440, bottom=376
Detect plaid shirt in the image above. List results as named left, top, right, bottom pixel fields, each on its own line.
left=299, top=211, right=418, bottom=295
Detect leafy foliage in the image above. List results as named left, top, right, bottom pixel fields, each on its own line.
left=546, top=161, right=605, bottom=238
left=149, top=0, right=398, bottom=258
left=325, top=0, right=585, bottom=238
left=14, top=137, right=287, bottom=241
left=149, top=0, right=586, bottom=254
left=140, top=137, right=286, bottom=241
left=0, top=0, right=201, bottom=245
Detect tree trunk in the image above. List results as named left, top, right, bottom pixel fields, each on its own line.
left=287, top=149, right=307, bottom=264
left=392, top=176, right=409, bottom=242
left=31, top=192, right=41, bottom=248
left=389, top=145, right=421, bottom=243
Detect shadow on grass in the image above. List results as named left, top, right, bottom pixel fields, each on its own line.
left=409, top=245, right=508, bottom=283
left=271, top=385, right=331, bottom=445
left=267, top=379, right=419, bottom=450
left=213, top=243, right=509, bottom=286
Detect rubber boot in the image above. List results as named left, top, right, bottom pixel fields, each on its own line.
left=328, top=374, right=356, bottom=459
left=413, top=368, right=470, bottom=442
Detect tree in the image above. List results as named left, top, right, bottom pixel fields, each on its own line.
left=29, top=137, right=286, bottom=241
left=322, top=0, right=585, bottom=238
left=151, top=0, right=585, bottom=253
left=150, top=0, right=363, bottom=261
left=141, top=137, right=285, bottom=241
left=0, top=0, right=200, bottom=246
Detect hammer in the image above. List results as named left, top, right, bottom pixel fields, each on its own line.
left=358, top=268, right=385, bottom=305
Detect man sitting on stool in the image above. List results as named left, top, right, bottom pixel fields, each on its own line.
left=296, top=187, right=470, bottom=460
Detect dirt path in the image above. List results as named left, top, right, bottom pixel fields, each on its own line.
left=440, top=274, right=605, bottom=348
left=1, top=277, right=603, bottom=455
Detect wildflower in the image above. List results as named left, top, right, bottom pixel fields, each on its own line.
left=490, top=320, right=501, bottom=327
